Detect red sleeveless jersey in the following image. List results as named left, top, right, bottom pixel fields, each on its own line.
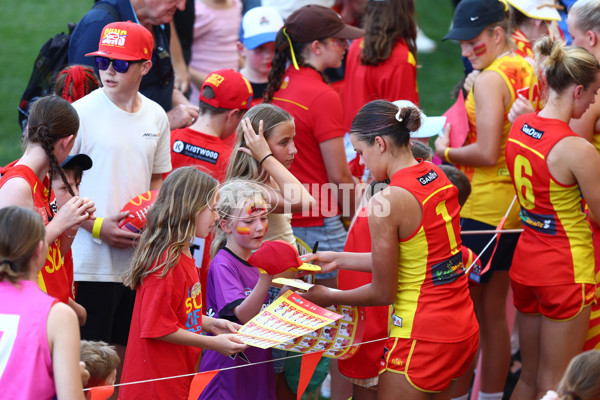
left=389, top=162, right=478, bottom=342
left=0, top=164, right=70, bottom=303
left=506, top=113, right=595, bottom=286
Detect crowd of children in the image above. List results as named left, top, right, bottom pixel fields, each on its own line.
left=5, top=1, right=600, bottom=400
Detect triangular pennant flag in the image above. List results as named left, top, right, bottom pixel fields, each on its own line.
left=443, top=90, right=469, bottom=148
left=297, top=351, right=324, bottom=400
left=88, top=385, right=114, bottom=400
left=188, top=370, right=219, bottom=400
left=480, top=216, right=507, bottom=276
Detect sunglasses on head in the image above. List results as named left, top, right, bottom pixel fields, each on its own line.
left=95, top=56, right=143, bottom=73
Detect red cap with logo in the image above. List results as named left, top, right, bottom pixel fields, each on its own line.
left=200, top=69, right=254, bottom=110
left=85, top=21, right=153, bottom=61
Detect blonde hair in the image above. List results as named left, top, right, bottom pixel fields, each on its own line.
left=0, top=206, right=45, bottom=285
left=123, top=167, right=218, bottom=289
left=535, top=36, right=600, bottom=93
left=570, top=0, right=600, bottom=34
left=80, top=340, right=120, bottom=388
left=210, top=179, right=268, bottom=259
left=557, top=350, right=600, bottom=400
left=225, top=104, right=293, bottom=182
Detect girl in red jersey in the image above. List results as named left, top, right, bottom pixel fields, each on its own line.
left=343, top=0, right=419, bottom=133
left=506, top=37, right=600, bottom=400
left=263, top=5, right=363, bottom=289
left=120, top=167, right=247, bottom=400
left=0, top=96, right=95, bottom=314
left=305, top=100, right=479, bottom=400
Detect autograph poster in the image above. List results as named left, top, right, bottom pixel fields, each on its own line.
left=237, top=291, right=366, bottom=359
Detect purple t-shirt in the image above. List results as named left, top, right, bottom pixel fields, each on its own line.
left=198, top=248, right=275, bottom=400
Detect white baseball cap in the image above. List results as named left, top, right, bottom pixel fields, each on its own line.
left=506, top=0, right=561, bottom=21
left=241, top=6, right=284, bottom=50
left=393, top=100, right=446, bottom=139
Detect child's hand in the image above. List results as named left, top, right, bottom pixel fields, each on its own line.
left=211, top=333, right=248, bottom=357
left=434, top=125, right=451, bottom=159
left=210, top=318, right=242, bottom=335
left=54, top=196, right=95, bottom=231
left=237, top=119, right=273, bottom=162
left=508, top=94, right=534, bottom=123
left=99, top=212, right=141, bottom=248
left=79, top=361, right=90, bottom=387
left=80, top=197, right=96, bottom=220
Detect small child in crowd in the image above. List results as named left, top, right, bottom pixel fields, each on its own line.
left=120, top=167, right=246, bottom=400
left=199, top=180, right=276, bottom=400
left=541, top=350, right=600, bottom=400
left=80, top=340, right=120, bottom=393
left=237, top=6, right=283, bottom=105
left=169, top=68, right=253, bottom=182
left=54, top=65, right=100, bottom=104
left=51, top=153, right=93, bottom=326
left=410, top=141, right=434, bottom=162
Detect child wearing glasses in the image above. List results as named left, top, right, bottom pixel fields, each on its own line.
left=69, top=20, right=172, bottom=395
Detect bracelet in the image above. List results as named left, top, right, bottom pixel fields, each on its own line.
left=65, top=228, right=78, bottom=239
left=92, top=218, right=104, bottom=239
left=444, top=147, right=452, bottom=164
left=259, top=153, right=274, bottom=166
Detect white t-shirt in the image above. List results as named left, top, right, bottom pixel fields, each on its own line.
left=71, top=88, right=171, bottom=282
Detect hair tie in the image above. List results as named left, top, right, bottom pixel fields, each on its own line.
left=395, top=108, right=403, bottom=122
left=282, top=28, right=300, bottom=71
left=1, top=259, right=17, bottom=272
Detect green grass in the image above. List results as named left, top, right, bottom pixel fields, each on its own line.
left=0, top=0, right=461, bottom=166
left=0, top=0, right=90, bottom=165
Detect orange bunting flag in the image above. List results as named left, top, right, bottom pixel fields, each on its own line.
left=188, top=370, right=219, bottom=400
left=481, top=216, right=507, bottom=275
left=297, top=351, right=324, bottom=400
left=88, top=385, right=114, bottom=400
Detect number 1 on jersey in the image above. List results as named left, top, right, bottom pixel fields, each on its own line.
left=436, top=200, right=460, bottom=255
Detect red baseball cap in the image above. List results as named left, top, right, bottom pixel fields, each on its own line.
left=248, top=240, right=320, bottom=275
left=85, top=21, right=153, bottom=61
left=200, top=69, right=254, bottom=110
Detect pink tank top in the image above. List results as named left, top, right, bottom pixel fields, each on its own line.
left=0, top=280, right=57, bottom=399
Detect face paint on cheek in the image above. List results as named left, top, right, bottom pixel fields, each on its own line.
left=473, top=43, right=487, bottom=57
left=236, top=227, right=251, bottom=235
left=246, top=202, right=267, bottom=216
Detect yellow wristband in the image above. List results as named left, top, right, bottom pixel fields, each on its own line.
left=92, top=218, right=104, bottom=239
left=444, top=147, right=452, bottom=163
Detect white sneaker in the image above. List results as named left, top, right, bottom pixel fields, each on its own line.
left=417, top=26, right=437, bottom=54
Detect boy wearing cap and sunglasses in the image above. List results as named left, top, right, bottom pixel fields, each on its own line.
left=168, top=68, right=253, bottom=182
left=69, top=21, right=172, bottom=393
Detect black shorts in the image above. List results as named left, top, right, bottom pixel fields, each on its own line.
left=460, top=218, right=520, bottom=284
left=75, top=281, right=135, bottom=346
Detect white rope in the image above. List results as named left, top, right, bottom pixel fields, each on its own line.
left=84, top=336, right=390, bottom=390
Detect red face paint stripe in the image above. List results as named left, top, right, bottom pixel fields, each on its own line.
left=473, top=43, right=487, bottom=57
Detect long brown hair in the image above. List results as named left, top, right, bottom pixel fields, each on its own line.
left=26, top=95, right=79, bottom=198
left=0, top=206, right=46, bottom=285
left=124, top=167, right=218, bottom=289
left=360, top=0, right=417, bottom=66
left=225, top=104, right=293, bottom=182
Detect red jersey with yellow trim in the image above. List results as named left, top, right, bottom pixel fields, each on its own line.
left=338, top=206, right=389, bottom=379
left=506, top=113, right=595, bottom=286
left=0, top=164, right=70, bottom=303
left=389, top=162, right=478, bottom=341
left=459, top=53, right=540, bottom=229
left=271, top=66, right=346, bottom=227
left=343, top=38, right=419, bottom=133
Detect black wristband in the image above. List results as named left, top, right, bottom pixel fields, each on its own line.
left=259, top=153, right=274, bottom=166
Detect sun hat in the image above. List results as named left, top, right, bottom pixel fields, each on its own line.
left=200, top=69, right=254, bottom=110
left=506, top=0, right=561, bottom=21
left=85, top=21, right=153, bottom=61
left=241, top=6, right=284, bottom=50
left=443, top=0, right=508, bottom=41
